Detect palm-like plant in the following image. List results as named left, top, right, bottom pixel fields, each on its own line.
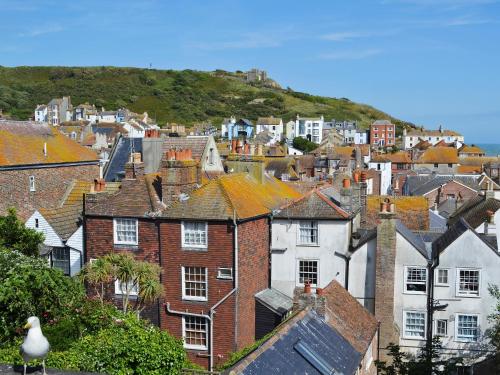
left=79, top=257, right=113, bottom=303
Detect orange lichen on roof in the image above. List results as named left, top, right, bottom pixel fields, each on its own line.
left=417, top=147, right=459, bottom=164
left=332, top=146, right=355, bottom=157
left=368, top=195, right=428, bottom=212
left=457, top=165, right=483, bottom=174
left=372, top=151, right=412, bottom=164
left=0, top=122, right=98, bottom=166
left=459, top=145, right=485, bottom=154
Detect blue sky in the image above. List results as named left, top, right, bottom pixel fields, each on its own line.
left=1, top=0, right=499, bottom=143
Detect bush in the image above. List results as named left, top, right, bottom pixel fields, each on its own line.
left=292, top=137, right=318, bottom=153
left=0, top=208, right=44, bottom=257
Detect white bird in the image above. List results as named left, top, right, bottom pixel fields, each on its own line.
left=20, top=316, right=50, bottom=375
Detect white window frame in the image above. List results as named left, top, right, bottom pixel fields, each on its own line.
left=435, top=268, right=450, bottom=287
left=455, top=313, right=479, bottom=342
left=182, top=266, right=208, bottom=301
left=298, top=220, right=319, bottom=246
left=456, top=268, right=481, bottom=297
left=297, top=259, right=319, bottom=287
left=403, top=310, right=426, bottom=340
left=29, top=176, right=36, bottom=192
left=181, top=221, right=208, bottom=249
left=435, top=319, right=448, bottom=336
left=182, top=315, right=208, bottom=350
left=113, top=218, right=138, bottom=246
left=114, top=279, right=139, bottom=296
left=404, top=266, right=427, bottom=294
left=217, top=267, right=233, bottom=280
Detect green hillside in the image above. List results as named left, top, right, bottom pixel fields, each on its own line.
left=0, top=66, right=406, bottom=129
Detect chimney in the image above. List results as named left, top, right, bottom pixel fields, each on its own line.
left=374, top=198, right=398, bottom=362
left=231, top=139, right=238, bottom=153
left=160, top=148, right=201, bottom=206
left=340, top=178, right=352, bottom=212
left=486, top=181, right=495, bottom=199
left=125, top=152, right=144, bottom=179
left=293, top=282, right=327, bottom=318
left=250, top=144, right=256, bottom=156
left=93, top=178, right=106, bottom=192
left=257, top=144, right=263, bottom=156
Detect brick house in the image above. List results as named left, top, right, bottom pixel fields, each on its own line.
left=369, top=120, right=396, bottom=148
left=0, top=120, right=100, bottom=220
left=84, top=149, right=301, bottom=370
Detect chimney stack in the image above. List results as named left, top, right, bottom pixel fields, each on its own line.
left=293, top=282, right=327, bottom=318
left=125, top=152, right=144, bottom=179
left=93, top=178, right=106, bottom=192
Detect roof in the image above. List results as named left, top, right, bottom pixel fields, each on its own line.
left=162, top=136, right=209, bottom=161
left=366, top=196, right=429, bottom=230
left=227, top=309, right=363, bottom=375
left=406, top=128, right=462, bottom=137
left=457, top=165, right=483, bottom=174
left=372, top=151, right=412, bottom=164
left=41, top=181, right=120, bottom=240
left=164, top=173, right=301, bottom=221
left=264, top=158, right=298, bottom=179
left=432, top=218, right=470, bottom=255
left=448, top=194, right=500, bottom=228
left=406, top=175, right=480, bottom=196
left=396, top=220, right=430, bottom=259
left=257, top=117, right=282, bottom=126
left=255, top=288, right=293, bottom=316
left=273, top=187, right=350, bottom=220
left=417, top=147, right=459, bottom=164
left=459, top=145, right=485, bottom=154
left=372, top=119, right=393, bottom=126
left=322, top=280, right=378, bottom=354
left=104, top=137, right=143, bottom=182
left=0, top=120, right=99, bottom=167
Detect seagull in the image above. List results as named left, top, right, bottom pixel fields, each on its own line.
left=20, top=316, right=50, bottom=375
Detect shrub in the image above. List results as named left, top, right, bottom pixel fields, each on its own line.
left=0, top=208, right=44, bottom=257
left=292, top=137, right=318, bottom=153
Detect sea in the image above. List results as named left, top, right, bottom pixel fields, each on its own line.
left=476, top=144, right=500, bottom=157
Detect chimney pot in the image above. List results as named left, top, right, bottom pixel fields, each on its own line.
left=380, top=202, right=387, bottom=213
left=361, top=171, right=367, bottom=182
left=304, top=280, right=311, bottom=294
left=353, top=171, right=360, bottom=183
left=343, top=178, right=351, bottom=188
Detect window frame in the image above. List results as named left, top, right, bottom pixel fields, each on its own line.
left=455, top=313, right=479, bottom=342
left=436, top=319, right=448, bottom=336
left=182, top=315, right=208, bottom=350
left=217, top=267, right=233, bottom=280
left=182, top=266, right=208, bottom=301
left=456, top=268, right=481, bottom=297
left=297, top=259, right=319, bottom=287
left=51, top=247, right=70, bottom=276
left=181, top=221, right=208, bottom=249
left=29, top=175, right=36, bottom=192
left=403, top=310, right=426, bottom=340
left=298, top=220, right=319, bottom=246
left=435, top=268, right=450, bottom=287
left=113, top=218, right=138, bottom=246
left=404, top=266, right=427, bottom=294
left=114, top=279, right=139, bottom=296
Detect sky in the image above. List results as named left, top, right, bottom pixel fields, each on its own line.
left=1, top=0, right=499, bottom=143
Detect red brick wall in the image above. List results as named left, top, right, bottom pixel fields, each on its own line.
left=236, top=218, right=269, bottom=349
left=160, top=220, right=236, bottom=369
left=370, top=124, right=396, bottom=147
left=0, top=163, right=99, bottom=220
left=424, top=180, right=478, bottom=208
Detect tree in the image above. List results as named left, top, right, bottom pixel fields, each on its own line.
left=0, top=208, right=44, bottom=257
left=488, top=285, right=500, bottom=350
left=292, top=137, right=318, bottom=153
left=81, top=253, right=164, bottom=314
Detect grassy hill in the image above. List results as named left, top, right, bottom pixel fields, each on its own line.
left=0, top=66, right=407, bottom=129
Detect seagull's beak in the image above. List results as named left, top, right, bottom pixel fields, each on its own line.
left=24, top=322, right=32, bottom=329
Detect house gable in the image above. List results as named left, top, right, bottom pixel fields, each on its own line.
left=25, top=210, right=64, bottom=248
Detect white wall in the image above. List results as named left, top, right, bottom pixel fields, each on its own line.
left=368, top=161, right=392, bottom=195
left=271, top=218, right=351, bottom=298
left=349, top=238, right=376, bottom=312
left=25, top=211, right=64, bottom=247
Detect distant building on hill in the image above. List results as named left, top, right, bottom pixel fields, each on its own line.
left=246, top=68, right=267, bottom=82
left=369, top=120, right=396, bottom=148
left=403, top=126, right=464, bottom=149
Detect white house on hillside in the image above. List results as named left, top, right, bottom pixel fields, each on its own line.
left=290, top=115, right=325, bottom=144
left=255, top=117, right=283, bottom=145
left=403, top=127, right=464, bottom=149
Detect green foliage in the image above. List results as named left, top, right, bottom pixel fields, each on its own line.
left=0, top=315, right=187, bottom=375
left=0, top=208, right=44, bottom=256
left=292, top=137, right=318, bottom=153
left=376, top=339, right=463, bottom=375
left=488, top=284, right=500, bottom=350
left=0, top=66, right=403, bottom=128
left=0, top=249, right=84, bottom=341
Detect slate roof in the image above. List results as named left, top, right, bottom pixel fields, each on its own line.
left=0, top=120, right=98, bottom=167
left=257, top=117, right=282, bottom=125
left=406, top=175, right=480, bottom=196
left=416, top=147, right=459, bottom=164
left=162, top=136, right=209, bottom=161
left=396, top=220, right=430, bottom=259
left=164, top=173, right=301, bottom=221
left=372, top=119, right=393, bottom=126
left=273, top=187, right=350, bottom=220
left=40, top=181, right=120, bottom=240
left=448, top=195, right=500, bottom=228
left=255, top=288, right=293, bottom=316
left=104, top=137, right=143, bottom=182
left=226, top=309, right=362, bottom=375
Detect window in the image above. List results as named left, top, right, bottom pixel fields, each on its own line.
left=182, top=266, right=207, bottom=301
left=448, top=163, right=453, bottom=168
left=182, top=222, right=207, bottom=248
left=208, top=148, right=214, bottom=165
left=434, top=163, right=439, bottom=168
left=298, top=260, right=318, bottom=286
left=183, top=316, right=208, bottom=350
left=217, top=267, right=233, bottom=280
left=35, top=218, right=39, bottom=228
left=436, top=269, right=449, bottom=286
left=457, top=269, right=480, bottom=296
left=436, top=319, right=448, bottom=336
left=456, top=314, right=479, bottom=342
left=29, top=176, right=36, bottom=192
left=404, top=266, right=427, bottom=293
left=404, top=311, right=426, bottom=339
left=52, top=248, right=70, bottom=275
left=113, top=218, right=138, bottom=245
left=298, top=221, right=318, bottom=245
left=114, top=279, right=139, bottom=296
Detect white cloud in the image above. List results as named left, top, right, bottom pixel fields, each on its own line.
left=191, top=32, right=287, bottom=51
left=319, top=48, right=383, bottom=60
left=321, top=31, right=373, bottom=42
left=18, top=25, right=64, bottom=37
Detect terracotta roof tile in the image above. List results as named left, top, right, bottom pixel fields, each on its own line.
left=417, top=147, right=459, bottom=164
left=372, top=151, right=412, bottom=164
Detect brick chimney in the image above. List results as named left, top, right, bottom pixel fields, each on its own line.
left=124, top=152, right=145, bottom=179
left=293, top=282, right=327, bottom=318
left=160, top=148, right=201, bottom=206
left=92, top=178, right=106, bottom=193
left=340, top=177, right=352, bottom=212
left=374, top=199, right=399, bottom=361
